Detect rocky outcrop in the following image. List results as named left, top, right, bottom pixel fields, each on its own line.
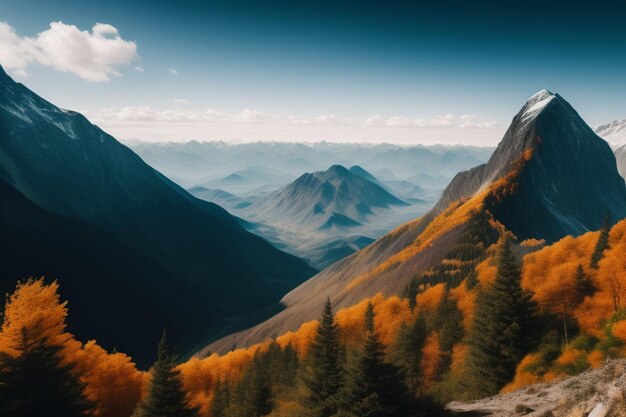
left=447, top=360, right=626, bottom=417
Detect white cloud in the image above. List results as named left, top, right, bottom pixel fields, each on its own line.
left=458, top=114, right=499, bottom=128
left=85, top=106, right=503, bottom=144
left=168, top=68, right=178, bottom=76
left=0, top=21, right=138, bottom=82
left=173, top=98, right=189, bottom=104
left=87, top=106, right=499, bottom=130
left=291, top=114, right=351, bottom=126
left=430, top=114, right=455, bottom=127
left=134, top=66, right=144, bottom=72
left=234, top=108, right=276, bottom=123
left=363, top=113, right=498, bottom=129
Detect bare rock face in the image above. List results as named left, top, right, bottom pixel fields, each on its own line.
left=436, top=90, right=626, bottom=242
left=447, top=360, right=626, bottom=417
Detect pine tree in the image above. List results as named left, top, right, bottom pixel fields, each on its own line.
left=0, top=327, right=93, bottom=417
left=365, top=302, right=375, bottom=333
left=574, top=264, right=595, bottom=303
left=465, top=270, right=479, bottom=290
left=210, top=379, right=230, bottom=417
left=132, top=330, right=199, bottom=417
left=432, top=288, right=464, bottom=379
left=465, top=239, right=538, bottom=397
left=302, top=298, right=344, bottom=417
left=403, top=279, right=420, bottom=311
left=339, top=307, right=413, bottom=417
left=590, top=215, right=611, bottom=269
left=279, top=343, right=299, bottom=386
left=391, top=313, right=426, bottom=394
left=235, top=351, right=273, bottom=417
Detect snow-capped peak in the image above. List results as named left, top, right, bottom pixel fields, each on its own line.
left=518, top=90, right=556, bottom=129
left=595, top=119, right=626, bottom=149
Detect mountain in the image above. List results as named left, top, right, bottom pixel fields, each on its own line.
left=210, top=164, right=422, bottom=269
left=204, top=89, right=626, bottom=354
left=615, top=145, right=626, bottom=181
left=0, top=65, right=315, bottom=365
left=240, top=164, right=407, bottom=232
left=198, top=173, right=259, bottom=193
left=348, top=165, right=386, bottom=188
left=435, top=89, right=626, bottom=242
left=129, top=141, right=493, bottom=191
left=596, top=119, right=626, bottom=148
left=187, top=186, right=248, bottom=209
left=595, top=119, right=626, bottom=180
left=406, top=172, right=451, bottom=190
left=305, top=235, right=375, bottom=270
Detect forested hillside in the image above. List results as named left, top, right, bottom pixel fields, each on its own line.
left=4, top=210, right=626, bottom=416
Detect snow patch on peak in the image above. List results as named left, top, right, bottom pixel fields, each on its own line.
left=519, top=90, right=556, bottom=130
left=596, top=119, right=626, bottom=149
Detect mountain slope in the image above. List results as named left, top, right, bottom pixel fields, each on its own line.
left=0, top=65, right=315, bottom=365
left=615, top=145, right=626, bottom=181
left=348, top=165, right=386, bottom=188
left=204, top=90, right=626, bottom=354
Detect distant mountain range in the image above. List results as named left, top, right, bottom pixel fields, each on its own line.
left=129, top=139, right=494, bottom=194
left=205, top=89, right=626, bottom=355
left=191, top=164, right=427, bottom=268
left=0, top=65, right=315, bottom=366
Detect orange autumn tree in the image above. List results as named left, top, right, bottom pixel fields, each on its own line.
left=0, top=278, right=143, bottom=417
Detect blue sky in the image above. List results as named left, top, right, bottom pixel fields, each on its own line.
left=1, top=0, right=625, bottom=144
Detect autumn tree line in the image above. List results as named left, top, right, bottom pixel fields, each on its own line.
left=1, top=213, right=626, bottom=417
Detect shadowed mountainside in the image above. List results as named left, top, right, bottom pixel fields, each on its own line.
left=0, top=65, right=315, bottom=366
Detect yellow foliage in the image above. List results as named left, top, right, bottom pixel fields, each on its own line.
left=0, top=279, right=144, bottom=417
left=179, top=341, right=280, bottom=416
left=276, top=321, right=318, bottom=357
left=613, top=320, right=626, bottom=343
left=587, top=350, right=604, bottom=368
left=0, top=279, right=71, bottom=353
left=421, top=332, right=442, bottom=388
left=555, top=348, right=583, bottom=366
left=71, top=340, right=144, bottom=417
left=415, top=283, right=446, bottom=315
left=523, top=233, right=596, bottom=310
left=501, top=353, right=543, bottom=392
left=449, top=343, right=468, bottom=375
left=520, top=238, right=546, bottom=247
left=345, top=191, right=488, bottom=291
left=449, top=284, right=476, bottom=331
left=441, top=259, right=465, bottom=267
left=333, top=294, right=413, bottom=348
left=179, top=293, right=415, bottom=414
left=475, top=257, right=497, bottom=287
